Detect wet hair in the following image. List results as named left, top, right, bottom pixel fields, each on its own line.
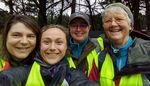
left=41, top=24, right=69, bottom=44
left=2, top=15, right=41, bottom=63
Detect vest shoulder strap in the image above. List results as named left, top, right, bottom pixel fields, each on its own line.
left=91, top=38, right=101, bottom=53
left=95, top=36, right=107, bottom=70
left=98, top=50, right=106, bottom=71
left=26, top=61, right=44, bottom=86
left=67, top=56, right=76, bottom=68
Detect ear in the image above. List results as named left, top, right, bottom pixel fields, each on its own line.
left=129, top=26, right=133, bottom=33
left=88, top=25, right=91, bottom=30
left=129, top=27, right=132, bottom=30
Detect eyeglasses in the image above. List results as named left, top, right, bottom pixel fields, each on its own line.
left=69, top=24, right=88, bottom=29
left=104, top=18, right=125, bottom=24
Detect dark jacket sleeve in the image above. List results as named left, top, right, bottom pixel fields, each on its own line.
left=67, top=68, right=99, bottom=86
left=0, top=66, right=29, bottom=86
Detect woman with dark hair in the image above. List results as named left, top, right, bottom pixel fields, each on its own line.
left=0, top=15, right=40, bottom=71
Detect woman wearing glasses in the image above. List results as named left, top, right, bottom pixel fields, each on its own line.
left=67, top=12, right=100, bottom=82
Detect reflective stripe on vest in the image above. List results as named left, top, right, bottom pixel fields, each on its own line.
left=97, top=37, right=143, bottom=86
left=87, top=49, right=98, bottom=76
left=67, top=56, right=76, bottom=68
left=0, top=58, right=4, bottom=71
left=67, top=49, right=99, bottom=77
left=26, top=61, right=67, bottom=86
left=0, top=58, right=11, bottom=71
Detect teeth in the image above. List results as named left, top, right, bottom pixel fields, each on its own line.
left=46, top=53, right=56, bottom=54
left=16, top=47, right=29, bottom=51
left=17, top=47, right=29, bottom=49
left=18, top=48, right=28, bottom=50
left=110, top=29, right=120, bottom=32
left=76, top=33, right=83, bottom=36
left=20, top=48, right=27, bottom=50
left=45, top=53, right=56, bottom=58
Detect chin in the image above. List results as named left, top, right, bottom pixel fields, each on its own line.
left=46, top=61, right=58, bottom=65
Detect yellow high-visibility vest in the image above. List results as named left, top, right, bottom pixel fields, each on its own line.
left=0, top=58, right=10, bottom=71
left=26, top=61, right=68, bottom=86
left=67, top=49, right=99, bottom=78
left=0, top=58, right=4, bottom=71
left=67, top=38, right=103, bottom=78
left=68, top=37, right=143, bottom=86
left=97, top=37, right=143, bottom=86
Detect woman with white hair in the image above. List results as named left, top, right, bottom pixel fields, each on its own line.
left=96, top=3, right=150, bottom=86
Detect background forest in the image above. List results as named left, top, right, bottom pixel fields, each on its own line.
left=0, top=0, right=150, bottom=36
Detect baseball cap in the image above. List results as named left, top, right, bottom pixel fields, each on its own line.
left=69, top=12, right=90, bottom=25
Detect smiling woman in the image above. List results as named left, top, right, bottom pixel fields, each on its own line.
left=40, top=26, right=68, bottom=65
left=6, top=22, right=36, bottom=61
left=0, top=15, right=40, bottom=71
left=98, top=3, right=150, bottom=86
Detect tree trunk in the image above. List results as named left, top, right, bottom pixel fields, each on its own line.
left=85, top=0, right=95, bottom=30
left=8, top=0, right=13, bottom=14
left=131, top=0, right=140, bottom=30
left=71, top=0, right=76, bottom=14
left=115, top=0, right=122, bottom=2
left=57, top=0, right=64, bottom=24
left=38, top=0, right=47, bottom=28
left=145, top=0, right=150, bottom=30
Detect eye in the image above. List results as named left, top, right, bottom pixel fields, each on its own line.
left=56, top=41, right=63, bottom=45
left=27, top=34, right=36, bottom=39
left=42, top=40, right=49, bottom=45
left=115, top=18, right=124, bottom=22
left=11, top=33, right=21, bottom=38
left=104, top=19, right=111, bottom=23
left=80, top=24, right=87, bottom=28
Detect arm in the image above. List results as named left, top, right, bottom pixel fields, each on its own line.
left=0, top=66, right=28, bottom=86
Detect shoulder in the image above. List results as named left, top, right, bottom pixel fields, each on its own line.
left=0, top=66, right=31, bottom=86
left=66, top=68, right=99, bottom=86
left=134, top=37, right=150, bottom=50
left=134, top=37, right=150, bottom=43
left=66, top=68, right=86, bottom=83
left=66, top=68, right=84, bottom=77
left=91, top=36, right=106, bottom=53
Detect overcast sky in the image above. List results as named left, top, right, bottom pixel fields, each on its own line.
left=0, top=2, right=9, bottom=11
left=0, top=1, right=145, bottom=15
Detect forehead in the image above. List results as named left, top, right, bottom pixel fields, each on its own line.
left=103, top=7, right=128, bottom=18
left=9, top=22, right=34, bottom=34
left=42, top=28, right=66, bottom=39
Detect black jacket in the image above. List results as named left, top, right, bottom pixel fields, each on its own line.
left=0, top=52, right=99, bottom=86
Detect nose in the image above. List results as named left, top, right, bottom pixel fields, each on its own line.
left=20, top=36, right=28, bottom=45
left=111, top=18, right=118, bottom=26
left=76, top=27, right=80, bottom=31
left=49, top=42, right=56, bottom=51
left=76, top=26, right=82, bottom=31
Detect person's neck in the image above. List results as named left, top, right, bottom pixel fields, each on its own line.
left=72, top=37, right=88, bottom=44
left=112, top=36, right=129, bottom=49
